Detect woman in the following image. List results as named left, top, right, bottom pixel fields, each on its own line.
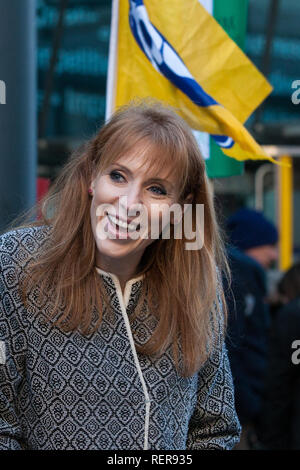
left=0, top=100, right=240, bottom=450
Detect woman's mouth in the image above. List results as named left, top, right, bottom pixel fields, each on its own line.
left=105, top=212, right=141, bottom=239
left=107, top=213, right=140, bottom=232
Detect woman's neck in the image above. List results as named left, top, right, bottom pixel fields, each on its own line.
left=96, top=252, right=142, bottom=293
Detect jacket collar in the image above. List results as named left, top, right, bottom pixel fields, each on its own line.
left=95, top=266, right=144, bottom=310
left=95, top=266, right=144, bottom=283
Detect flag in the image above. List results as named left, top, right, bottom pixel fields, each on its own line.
left=109, top=0, right=275, bottom=163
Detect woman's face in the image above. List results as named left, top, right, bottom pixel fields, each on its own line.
left=90, top=143, right=181, bottom=266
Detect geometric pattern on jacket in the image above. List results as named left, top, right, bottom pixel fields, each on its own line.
left=0, top=225, right=241, bottom=450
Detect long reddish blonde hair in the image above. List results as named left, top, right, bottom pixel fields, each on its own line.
left=10, top=100, right=229, bottom=377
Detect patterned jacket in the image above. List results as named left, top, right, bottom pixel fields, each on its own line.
left=0, top=225, right=241, bottom=450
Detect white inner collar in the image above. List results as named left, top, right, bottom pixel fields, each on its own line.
left=95, top=266, right=144, bottom=308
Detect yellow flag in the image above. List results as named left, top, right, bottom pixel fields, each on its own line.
left=113, top=0, right=275, bottom=163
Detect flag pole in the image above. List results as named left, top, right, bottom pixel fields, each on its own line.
left=278, top=155, right=293, bottom=271
left=105, top=0, right=119, bottom=122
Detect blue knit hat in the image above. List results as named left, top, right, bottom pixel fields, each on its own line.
left=226, top=208, right=278, bottom=251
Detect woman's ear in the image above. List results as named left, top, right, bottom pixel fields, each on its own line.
left=170, top=193, right=193, bottom=225
left=88, top=178, right=96, bottom=197
left=90, top=178, right=96, bottom=191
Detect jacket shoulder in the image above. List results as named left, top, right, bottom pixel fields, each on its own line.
left=0, top=225, right=52, bottom=270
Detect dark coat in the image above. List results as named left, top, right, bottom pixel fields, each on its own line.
left=257, top=297, right=300, bottom=449
left=224, top=246, right=270, bottom=425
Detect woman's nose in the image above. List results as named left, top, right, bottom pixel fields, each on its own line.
left=119, top=187, right=143, bottom=216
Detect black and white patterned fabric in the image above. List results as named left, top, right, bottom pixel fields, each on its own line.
left=0, top=225, right=241, bottom=450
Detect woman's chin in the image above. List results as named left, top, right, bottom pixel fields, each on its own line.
left=96, top=238, right=139, bottom=259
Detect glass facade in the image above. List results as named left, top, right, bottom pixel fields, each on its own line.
left=37, top=0, right=300, bottom=139
left=37, top=0, right=110, bottom=139
left=246, top=0, right=300, bottom=124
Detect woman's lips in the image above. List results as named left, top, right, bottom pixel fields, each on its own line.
left=106, top=213, right=140, bottom=240
left=107, top=213, right=140, bottom=231
left=108, top=212, right=140, bottom=226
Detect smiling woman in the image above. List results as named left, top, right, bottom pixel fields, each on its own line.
left=0, top=99, right=241, bottom=450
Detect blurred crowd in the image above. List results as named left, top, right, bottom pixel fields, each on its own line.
left=224, top=208, right=300, bottom=450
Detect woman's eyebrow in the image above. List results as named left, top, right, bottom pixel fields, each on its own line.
left=110, top=163, right=174, bottom=189
left=146, top=177, right=174, bottom=189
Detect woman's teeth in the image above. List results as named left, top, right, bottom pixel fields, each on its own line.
left=107, top=214, right=139, bottom=232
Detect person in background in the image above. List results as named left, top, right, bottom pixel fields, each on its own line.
left=224, top=208, right=278, bottom=449
left=256, top=262, right=300, bottom=449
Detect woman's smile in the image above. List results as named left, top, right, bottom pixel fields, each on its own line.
left=90, top=144, right=180, bottom=264
left=105, top=211, right=141, bottom=240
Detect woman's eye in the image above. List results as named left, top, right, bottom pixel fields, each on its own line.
left=109, top=170, right=125, bottom=182
left=149, top=186, right=167, bottom=196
